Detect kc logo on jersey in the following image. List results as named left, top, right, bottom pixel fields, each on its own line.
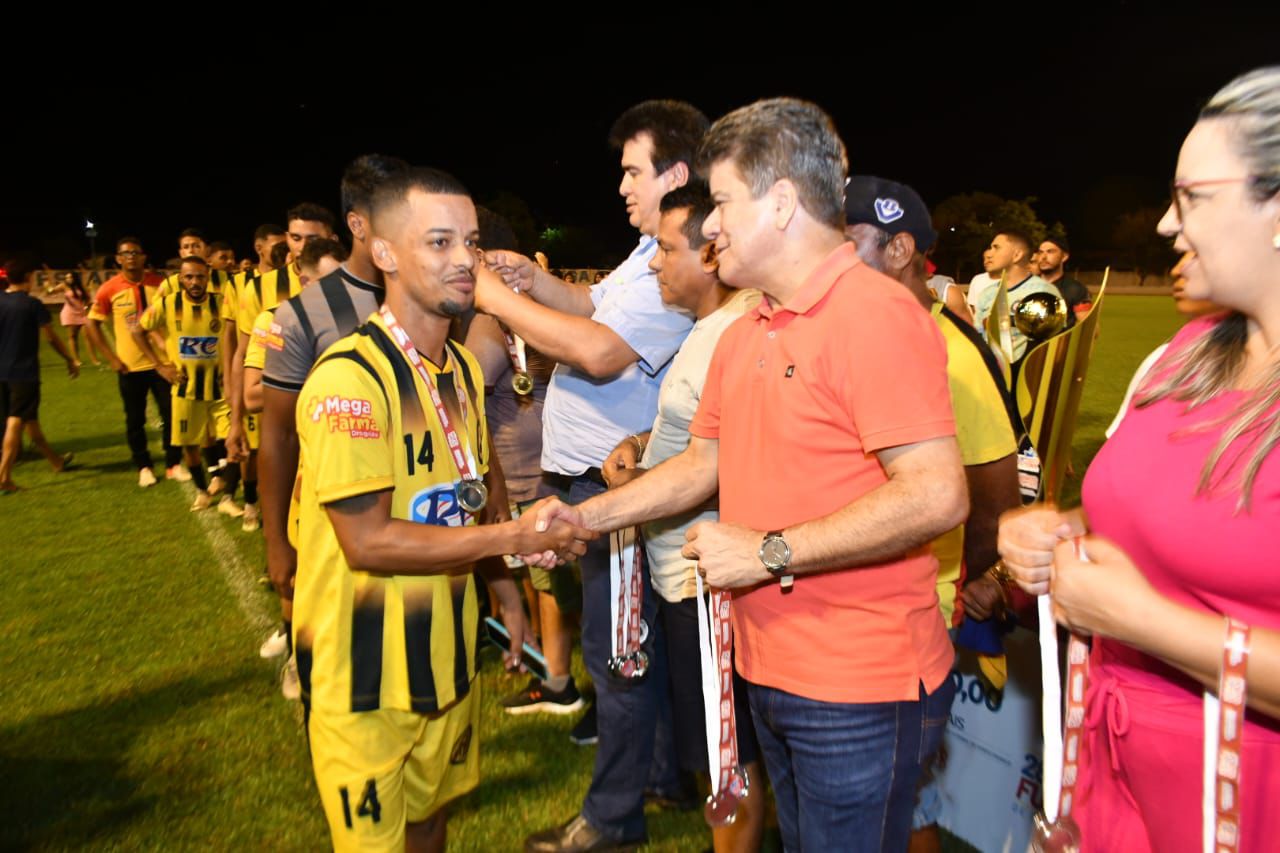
left=306, top=395, right=381, bottom=439
left=178, top=336, right=219, bottom=359
left=409, top=484, right=467, bottom=527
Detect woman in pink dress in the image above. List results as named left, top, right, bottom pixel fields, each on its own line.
left=999, top=66, right=1280, bottom=851
left=57, top=271, right=103, bottom=367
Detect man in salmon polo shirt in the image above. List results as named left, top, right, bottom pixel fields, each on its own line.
left=533, top=97, right=966, bottom=852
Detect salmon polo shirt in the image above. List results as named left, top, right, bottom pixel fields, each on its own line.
left=689, top=242, right=957, bottom=703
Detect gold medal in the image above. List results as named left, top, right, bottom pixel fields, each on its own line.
left=512, top=371, right=534, bottom=396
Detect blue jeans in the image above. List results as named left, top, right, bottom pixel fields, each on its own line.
left=748, top=678, right=956, bottom=852
left=541, top=474, right=678, bottom=842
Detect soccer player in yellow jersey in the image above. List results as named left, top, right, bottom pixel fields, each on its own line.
left=219, top=225, right=286, bottom=515
left=227, top=205, right=335, bottom=531
left=207, top=241, right=236, bottom=273
left=295, top=167, right=594, bottom=852
left=138, top=256, right=232, bottom=512
left=155, top=228, right=237, bottom=302
left=244, top=238, right=346, bottom=413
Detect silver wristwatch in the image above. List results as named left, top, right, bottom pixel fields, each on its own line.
left=759, top=530, right=794, bottom=590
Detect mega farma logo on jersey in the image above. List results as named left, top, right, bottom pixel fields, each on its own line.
left=306, top=395, right=381, bottom=439
left=410, top=484, right=466, bottom=527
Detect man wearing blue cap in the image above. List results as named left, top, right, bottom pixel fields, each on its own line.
left=844, top=174, right=1022, bottom=847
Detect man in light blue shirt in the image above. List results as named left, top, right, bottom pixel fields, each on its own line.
left=477, top=100, right=707, bottom=852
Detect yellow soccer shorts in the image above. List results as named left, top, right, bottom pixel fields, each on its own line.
left=171, top=397, right=231, bottom=446
left=244, top=411, right=260, bottom=450
left=308, top=691, right=480, bottom=852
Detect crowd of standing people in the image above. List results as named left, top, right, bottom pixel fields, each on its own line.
left=3, top=65, right=1278, bottom=853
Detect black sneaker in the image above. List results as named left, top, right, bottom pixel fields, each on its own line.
left=500, top=678, right=586, bottom=716
left=569, top=701, right=597, bottom=746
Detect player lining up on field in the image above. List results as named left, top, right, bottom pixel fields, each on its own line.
left=138, top=256, right=232, bottom=512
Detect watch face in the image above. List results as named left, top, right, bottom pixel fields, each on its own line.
left=761, top=537, right=790, bottom=570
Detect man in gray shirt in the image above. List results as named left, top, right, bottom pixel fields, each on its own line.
left=257, top=154, right=408, bottom=698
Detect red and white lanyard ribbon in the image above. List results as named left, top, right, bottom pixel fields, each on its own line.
left=696, top=571, right=746, bottom=825
left=1037, top=539, right=1252, bottom=853
left=1033, top=539, right=1091, bottom=850
left=608, top=527, right=647, bottom=678
left=1204, top=618, right=1250, bottom=853
left=379, top=305, right=479, bottom=481
left=501, top=325, right=528, bottom=376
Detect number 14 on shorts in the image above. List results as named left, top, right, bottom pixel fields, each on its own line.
left=339, top=779, right=382, bottom=827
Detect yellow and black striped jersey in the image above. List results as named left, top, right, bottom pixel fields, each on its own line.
left=139, top=289, right=226, bottom=400
left=238, top=265, right=301, bottom=336
left=294, top=312, right=490, bottom=715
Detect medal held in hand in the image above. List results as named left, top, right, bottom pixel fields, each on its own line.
left=1034, top=537, right=1254, bottom=853
left=500, top=322, right=534, bottom=397
left=696, top=573, right=748, bottom=827
left=1032, top=537, right=1090, bottom=853
left=608, top=528, right=648, bottom=681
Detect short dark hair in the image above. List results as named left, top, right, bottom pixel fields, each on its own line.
left=180, top=255, right=210, bottom=268
left=178, top=227, right=207, bottom=243
left=298, top=237, right=348, bottom=270
left=609, top=100, right=710, bottom=176
left=658, top=180, right=714, bottom=250
left=116, top=235, right=143, bottom=252
left=477, top=206, right=519, bottom=253
left=3, top=253, right=38, bottom=284
left=208, top=240, right=233, bottom=254
left=368, top=167, right=471, bottom=235
left=697, top=98, right=848, bottom=229
left=997, top=229, right=1034, bottom=256
left=285, top=202, right=336, bottom=231
left=1041, top=232, right=1070, bottom=253
left=254, top=223, right=285, bottom=241
left=269, top=241, right=291, bottom=268
left=340, top=154, right=411, bottom=216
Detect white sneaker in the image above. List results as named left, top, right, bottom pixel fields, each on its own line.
left=217, top=495, right=244, bottom=518
left=242, top=502, right=261, bottom=532
left=167, top=465, right=192, bottom=482
left=190, top=491, right=213, bottom=512
left=259, top=627, right=289, bottom=659
left=281, top=656, right=301, bottom=700
left=138, top=467, right=157, bottom=488
left=207, top=475, right=226, bottom=496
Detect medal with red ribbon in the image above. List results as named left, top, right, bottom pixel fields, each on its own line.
left=501, top=325, right=534, bottom=396
left=696, top=572, right=748, bottom=827
left=1031, top=536, right=1089, bottom=852
left=1204, top=618, right=1250, bottom=853
left=608, top=527, right=648, bottom=680
left=379, top=305, right=487, bottom=514
left=1033, top=538, right=1253, bottom=853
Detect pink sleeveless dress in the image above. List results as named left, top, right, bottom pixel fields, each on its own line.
left=1077, top=314, right=1280, bottom=851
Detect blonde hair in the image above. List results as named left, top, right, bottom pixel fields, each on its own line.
left=1137, top=66, right=1280, bottom=510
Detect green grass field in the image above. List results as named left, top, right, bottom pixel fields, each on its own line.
left=0, top=294, right=1185, bottom=852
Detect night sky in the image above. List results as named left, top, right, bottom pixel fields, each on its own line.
left=6, top=12, right=1277, bottom=269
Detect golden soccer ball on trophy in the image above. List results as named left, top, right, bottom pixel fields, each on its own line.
left=1013, top=292, right=1068, bottom=341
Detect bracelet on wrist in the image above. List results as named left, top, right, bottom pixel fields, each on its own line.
left=988, top=559, right=1014, bottom=589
